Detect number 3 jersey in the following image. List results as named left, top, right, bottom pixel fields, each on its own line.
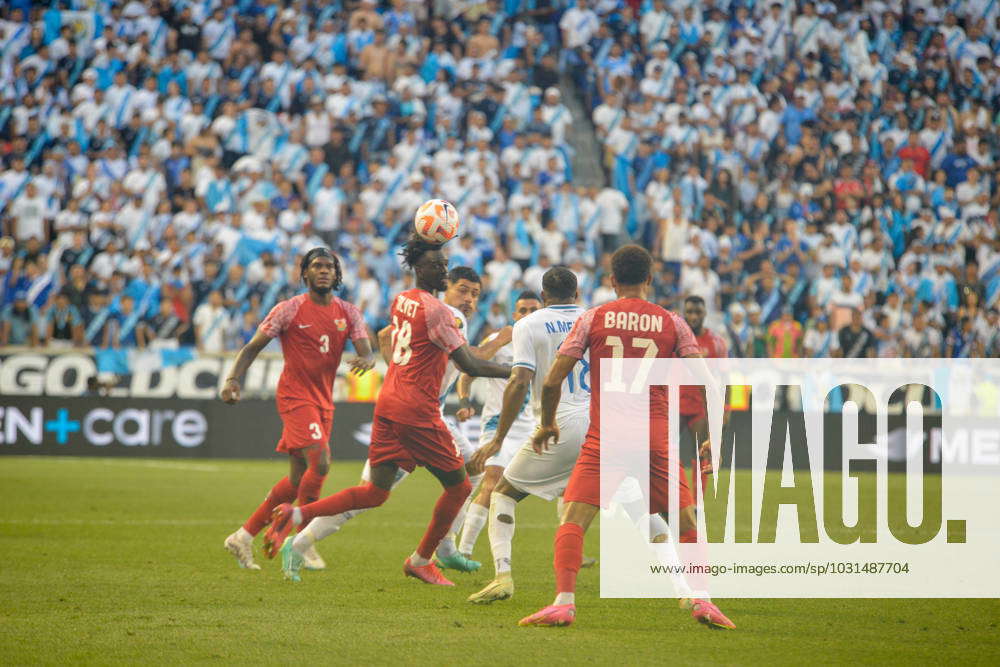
left=558, top=297, right=699, bottom=445
left=512, top=304, right=590, bottom=418
left=376, top=288, right=466, bottom=426
left=258, top=293, right=367, bottom=413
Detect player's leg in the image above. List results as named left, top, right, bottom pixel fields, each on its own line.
left=265, top=417, right=407, bottom=560
left=467, top=476, right=527, bottom=603
left=518, top=499, right=599, bottom=627
left=459, top=463, right=502, bottom=557
left=293, top=444, right=330, bottom=569
left=291, top=460, right=409, bottom=555
left=400, top=463, right=470, bottom=586
left=434, top=422, right=482, bottom=571
left=224, top=449, right=303, bottom=570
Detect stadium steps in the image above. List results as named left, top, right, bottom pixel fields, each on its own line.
left=559, top=74, right=605, bottom=188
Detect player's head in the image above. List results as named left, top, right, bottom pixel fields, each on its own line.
left=540, top=266, right=578, bottom=305
left=610, top=245, right=653, bottom=294
left=683, top=295, right=706, bottom=333
left=442, top=266, right=481, bottom=317
left=299, top=247, right=342, bottom=294
left=400, top=232, right=449, bottom=292
left=512, top=290, right=541, bottom=322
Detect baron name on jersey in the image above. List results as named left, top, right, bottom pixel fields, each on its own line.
left=603, top=311, right=664, bottom=333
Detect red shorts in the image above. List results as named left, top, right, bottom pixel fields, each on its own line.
left=367, top=415, right=463, bottom=473
left=276, top=403, right=333, bottom=454
left=563, top=435, right=694, bottom=514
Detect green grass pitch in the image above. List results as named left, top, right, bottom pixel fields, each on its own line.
left=1, top=456, right=998, bottom=664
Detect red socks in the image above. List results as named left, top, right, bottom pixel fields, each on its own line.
left=680, top=528, right=698, bottom=543
left=243, top=476, right=296, bottom=536
left=300, top=482, right=389, bottom=524
left=416, top=477, right=472, bottom=560
left=296, top=468, right=326, bottom=530
left=554, top=522, right=585, bottom=594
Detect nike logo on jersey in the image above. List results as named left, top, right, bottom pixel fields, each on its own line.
left=298, top=324, right=312, bottom=329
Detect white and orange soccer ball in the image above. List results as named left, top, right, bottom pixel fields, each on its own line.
left=413, top=199, right=460, bottom=244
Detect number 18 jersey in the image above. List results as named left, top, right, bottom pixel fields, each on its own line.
left=376, top=289, right=466, bottom=427
left=512, top=304, right=590, bottom=416
left=558, top=297, right=699, bottom=444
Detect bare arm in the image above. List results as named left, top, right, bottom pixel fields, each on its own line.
left=471, top=325, right=512, bottom=359
left=349, top=336, right=375, bottom=375
left=377, top=324, right=392, bottom=364
left=456, top=373, right=475, bottom=421
left=220, top=330, right=271, bottom=403
left=489, top=366, right=532, bottom=445
left=450, top=343, right=510, bottom=379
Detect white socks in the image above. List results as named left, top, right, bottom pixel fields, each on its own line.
left=488, top=491, right=517, bottom=576
left=554, top=592, right=575, bottom=605
left=235, top=527, right=253, bottom=543
left=459, top=502, right=488, bottom=555
left=291, top=507, right=303, bottom=526
left=292, top=509, right=366, bottom=554
left=409, top=551, right=431, bottom=567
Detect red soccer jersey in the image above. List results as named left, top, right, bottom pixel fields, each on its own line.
left=559, top=297, right=700, bottom=446
left=375, top=288, right=465, bottom=426
left=694, top=327, right=729, bottom=358
left=259, top=293, right=367, bottom=413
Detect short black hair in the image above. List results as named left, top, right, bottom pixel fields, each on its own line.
left=541, top=267, right=577, bottom=300
left=684, top=295, right=706, bottom=307
left=515, top=290, right=541, bottom=303
left=611, top=245, right=652, bottom=286
left=400, top=232, right=443, bottom=270
left=300, top=247, right=343, bottom=289
left=448, top=266, right=481, bottom=285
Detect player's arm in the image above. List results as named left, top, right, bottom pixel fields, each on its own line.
left=470, top=325, right=512, bottom=359
left=376, top=324, right=393, bottom=364
left=532, top=353, right=576, bottom=453
left=470, top=365, right=534, bottom=469
left=349, top=335, right=375, bottom=375
left=450, top=344, right=510, bottom=378
left=456, top=373, right=475, bottom=421
left=221, top=329, right=271, bottom=403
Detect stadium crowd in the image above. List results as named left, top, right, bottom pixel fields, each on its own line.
left=0, top=0, right=998, bottom=360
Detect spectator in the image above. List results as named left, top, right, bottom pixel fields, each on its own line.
left=0, top=292, right=39, bottom=346
left=838, top=309, right=876, bottom=359
left=193, top=290, right=232, bottom=354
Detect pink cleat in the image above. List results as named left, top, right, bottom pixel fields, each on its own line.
left=404, top=558, right=455, bottom=586
left=689, top=599, right=736, bottom=630
left=262, top=503, right=295, bottom=559
left=518, top=604, right=576, bottom=627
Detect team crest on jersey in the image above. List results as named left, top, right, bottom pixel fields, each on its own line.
left=335, top=318, right=347, bottom=331
left=454, top=317, right=463, bottom=329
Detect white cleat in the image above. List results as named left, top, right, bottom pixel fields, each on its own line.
left=302, top=544, right=326, bottom=571
left=224, top=531, right=261, bottom=570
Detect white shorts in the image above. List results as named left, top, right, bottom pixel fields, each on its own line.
left=503, top=406, right=589, bottom=501
left=480, top=417, right=537, bottom=470
left=361, top=418, right=474, bottom=488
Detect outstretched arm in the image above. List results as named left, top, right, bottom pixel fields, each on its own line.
left=456, top=373, right=475, bottom=421
left=450, top=344, right=510, bottom=379
left=377, top=325, right=393, bottom=364
left=471, top=325, right=512, bottom=359
left=221, top=330, right=271, bottom=403
left=349, top=336, right=375, bottom=375
left=470, top=365, right=533, bottom=469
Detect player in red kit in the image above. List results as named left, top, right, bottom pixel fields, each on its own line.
left=264, top=234, right=511, bottom=586
left=222, top=248, right=374, bottom=571
left=518, top=245, right=735, bottom=630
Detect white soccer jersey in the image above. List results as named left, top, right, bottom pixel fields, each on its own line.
left=479, top=332, right=535, bottom=433
left=438, top=304, right=469, bottom=412
left=511, top=304, right=590, bottom=415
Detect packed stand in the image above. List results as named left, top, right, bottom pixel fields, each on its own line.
left=582, top=0, right=1000, bottom=357
left=0, top=0, right=998, bottom=361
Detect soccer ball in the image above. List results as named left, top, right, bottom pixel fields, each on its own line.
left=413, top=199, right=460, bottom=244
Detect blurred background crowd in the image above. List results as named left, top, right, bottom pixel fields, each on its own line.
left=0, top=0, right=998, bottom=361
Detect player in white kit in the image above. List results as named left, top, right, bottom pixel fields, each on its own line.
left=452, top=291, right=542, bottom=560
left=285, top=267, right=507, bottom=576
left=468, top=267, right=591, bottom=603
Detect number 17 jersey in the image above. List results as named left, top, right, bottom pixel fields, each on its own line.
left=376, top=288, right=466, bottom=427
left=558, top=297, right=699, bottom=443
